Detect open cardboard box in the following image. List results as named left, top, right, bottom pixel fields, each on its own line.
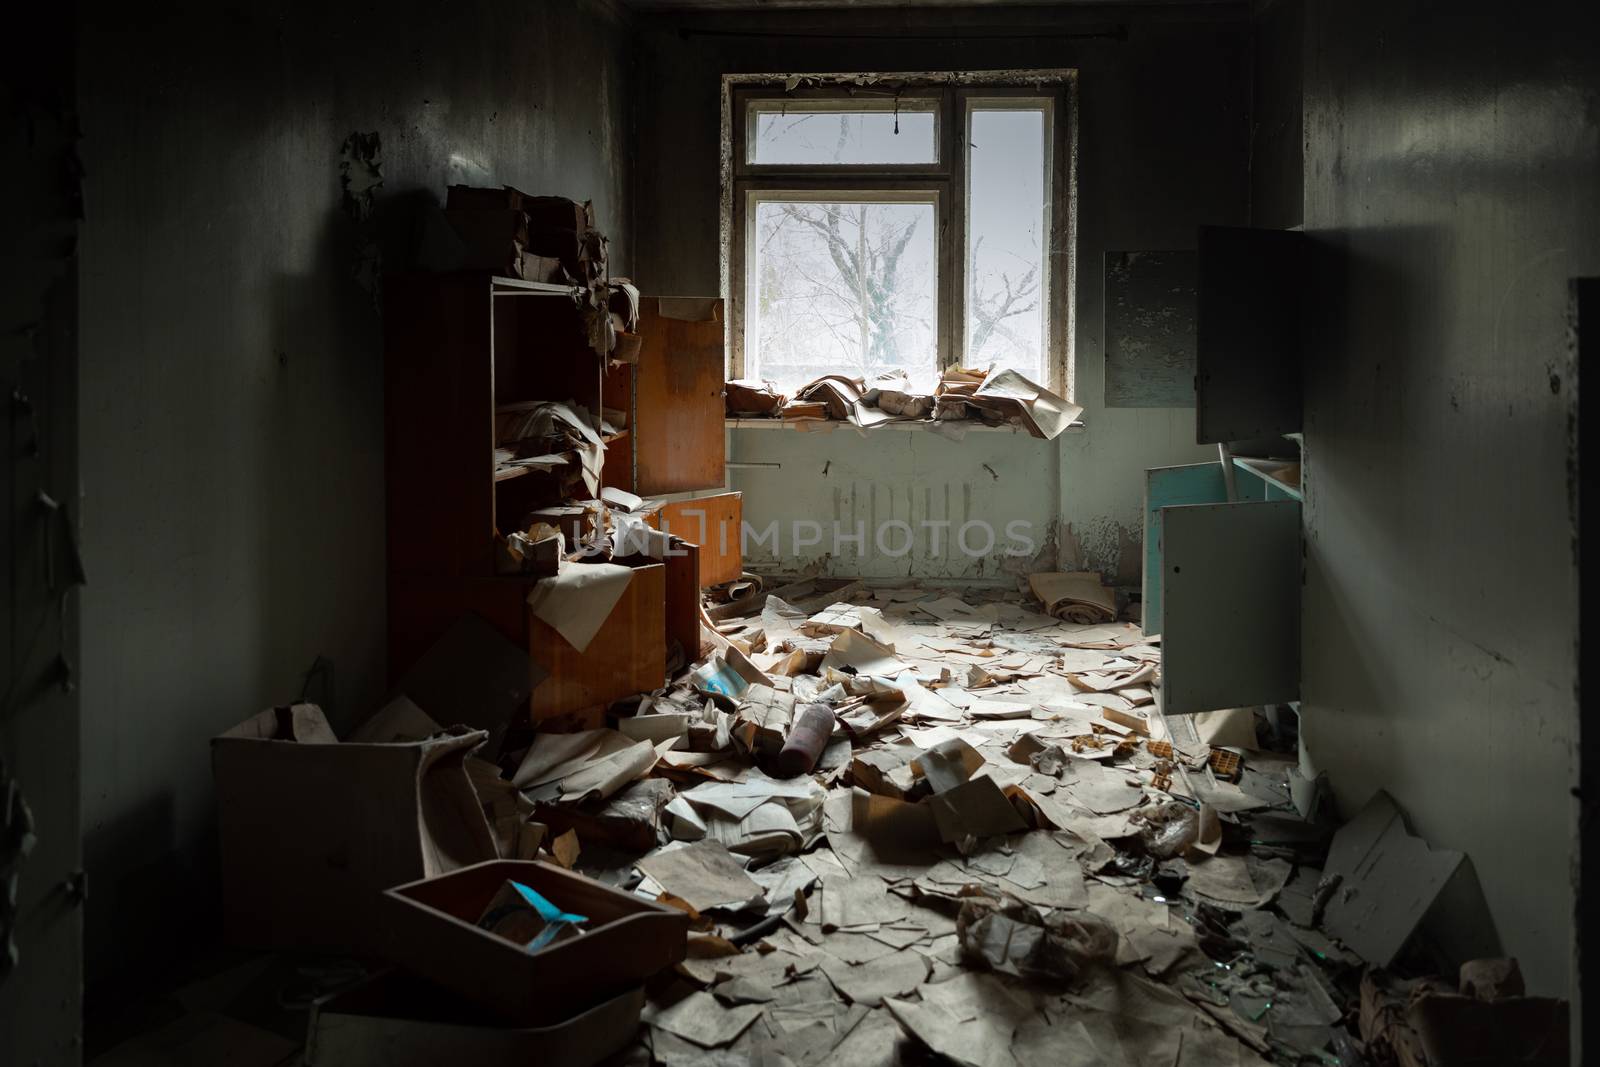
left=378, top=859, right=689, bottom=1026
left=306, top=971, right=642, bottom=1067
left=211, top=704, right=498, bottom=952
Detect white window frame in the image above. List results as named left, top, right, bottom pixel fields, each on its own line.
left=723, top=72, right=1076, bottom=396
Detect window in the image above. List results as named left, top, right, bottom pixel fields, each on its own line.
left=728, top=77, right=1073, bottom=396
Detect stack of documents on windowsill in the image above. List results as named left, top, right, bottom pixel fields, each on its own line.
left=729, top=364, right=1082, bottom=436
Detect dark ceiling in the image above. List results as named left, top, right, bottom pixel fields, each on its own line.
left=623, top=0, right=1233, bottom=9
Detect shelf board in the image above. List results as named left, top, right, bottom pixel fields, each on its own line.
left=1233, top=456, right=1303, bottom=500
left=491, top=276, right=584, bottom=298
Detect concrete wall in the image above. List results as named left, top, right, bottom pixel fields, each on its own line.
left=1249, top=0, right=1302, bottom=230
left=77, top=0, right=633, bottom=981
left=635, top=6, right=1249, bottom=581
left=2, top=8, right=82, bottom=1063
left=1299, top=0, right=1595, bottom=997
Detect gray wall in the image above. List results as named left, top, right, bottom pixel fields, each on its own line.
left=77, top=0, right=634, bottom=980
left=1299, top=0, right=1594, bottom=997
left=2, top=7, right=82, bottom=1063
left=635, top=5, right=1251, bottom=581
left=1249, top=0, right=1302, bottom=230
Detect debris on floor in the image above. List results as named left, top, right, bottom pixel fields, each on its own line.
left=147, top=578, right=1567, bottom=1067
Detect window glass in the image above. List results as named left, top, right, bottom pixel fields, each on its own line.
left=965, top=106, right=1047, bottom=381
left=745, top=199, right=939, bottom=393
left=749, top=103, right=938, bottom=166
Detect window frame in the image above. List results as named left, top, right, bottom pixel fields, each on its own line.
left=741, top=91, right=948, bottom=173
left=726, top=75, right=1075, bottom=396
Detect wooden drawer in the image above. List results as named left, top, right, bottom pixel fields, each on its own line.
left=530, top=562, right=665, bottom=723
left=648, top=491, right=742, bottom=587
left=379, top=859, right=688, bottom=1026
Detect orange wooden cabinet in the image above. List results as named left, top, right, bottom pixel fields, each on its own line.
left=645, top=491, right=743, bottom=588
left=529, top=563, right=666, bottom=724
left=383, top=280, right=732, bottom=729
left=633, top=300, right=726, bottom=495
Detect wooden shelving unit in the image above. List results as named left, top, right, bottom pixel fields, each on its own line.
left=383, top=271, right=656, bottom=727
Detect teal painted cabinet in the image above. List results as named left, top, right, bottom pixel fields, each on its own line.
left=1143, top=459, right=1303, bottom=715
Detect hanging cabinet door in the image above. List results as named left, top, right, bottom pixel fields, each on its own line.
left=1158, top=499, right=1301, bottom=716
left=1195, top=225, right=1307, bottom=444
left=1142, top=462, right=1229, bottom=637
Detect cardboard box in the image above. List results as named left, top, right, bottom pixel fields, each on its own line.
left=526, top=228, right=607, bottom=278
left=379, top=859, right=688, bottom=1026
left=446, top=184, right=528, bottom=212
left=524, top=227, right=583, bottom=264
left=524, top=196, right=595, bottom=234
left=211, top=704, right=499, bottom=952
left=611, top=330, right=643, bottom=364
left=386, top=611, right=541, bottom=759
left=306, top=972, right=641, bottom=1067
left=441, top=209, right=528, bottom=277
left=521, top=254, right=566, bottom=284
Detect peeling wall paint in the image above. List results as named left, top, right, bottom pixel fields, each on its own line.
left=339, top=131, right=384, bottom=299
left=1060, top=517, right=1137, bottom=581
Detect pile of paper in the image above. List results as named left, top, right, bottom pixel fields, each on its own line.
left=861, top=369, right=934, bottom=421
left=966, top=368, right=1083, bottom=440
left=493, top=399, right=607, bottom=495
left=663, top=771, right=827, bottom=857
left=354, top=578, right=1385, bottom=1066
left=790, top=374, right=861, bottom=421
left=511, top=728, right=660, bottom=804
left=729, top=365, right=1083, bottom=436
left=725, top=378, right=786, bottom=416
left=1028, top=571, right=1117, bottom=624
left=933, top=365, right=990, bottom=421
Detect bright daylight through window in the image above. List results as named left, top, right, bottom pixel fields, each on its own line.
left=734, top=83, right=1063, bottom=397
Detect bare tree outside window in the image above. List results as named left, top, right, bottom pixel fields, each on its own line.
left=751, top=199, right=937, bottom=392
left=751, top=108, right=937, bottom=166
left=747, top=111, right=938, bottom=391
left=966, top=107, right=1047, bottom=381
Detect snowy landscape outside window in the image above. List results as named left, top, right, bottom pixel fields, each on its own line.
left=729, top=80, right=1071, bottom=397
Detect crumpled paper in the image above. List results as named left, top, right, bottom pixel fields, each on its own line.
left=955, top=887, right=1117, bottom=983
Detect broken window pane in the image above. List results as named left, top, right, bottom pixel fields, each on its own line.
left=966, top=106, right=1048, bottom=382
left=748, top=102, right=938, bottom=166
left=745, top=199, right=939, bottom=393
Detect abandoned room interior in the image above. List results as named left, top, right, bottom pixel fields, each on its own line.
left=2, top=0, right=1592, bottom=1063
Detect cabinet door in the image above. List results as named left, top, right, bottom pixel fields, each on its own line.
left=1142, top=463, right=1228, bottom=637
left=1196, top=226, right=1306, bottom=443
left=1159, top=500, right=1300, bottom=715
left=635, top=298, right=726, bottom=495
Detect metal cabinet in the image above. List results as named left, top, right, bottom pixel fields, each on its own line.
left=1143, top=458, right=1302, bottom=716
